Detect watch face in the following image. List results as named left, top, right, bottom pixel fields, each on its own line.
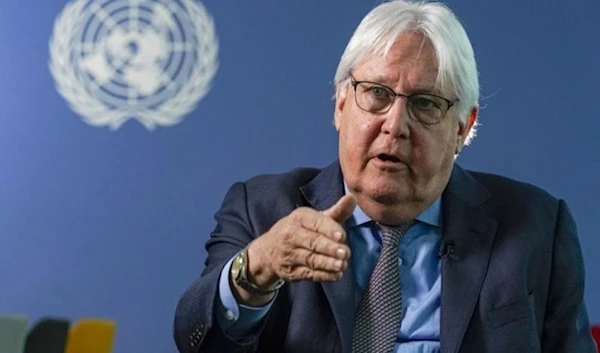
left=231, top=252, right=244, bottom=280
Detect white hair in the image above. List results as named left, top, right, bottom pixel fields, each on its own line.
left=334, top=0, right=479, bottom=144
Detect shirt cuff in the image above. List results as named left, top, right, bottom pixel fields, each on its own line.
left=215, top=256, right=277, bottom=338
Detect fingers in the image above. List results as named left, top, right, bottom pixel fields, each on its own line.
left=296, top=195, right=356, bottom=242
left=292, top=227, right=349, bottom=256
left=286, top=268, right=344, bottom=282
left=260, top=195, right=358, bottom=284
left=289, top=248, right=348, bottom=272
left=276, top=229, right=350, bottom=283
left=279, top=247, right=347, bottom=282
left=322, top=194, right=357, bottom=223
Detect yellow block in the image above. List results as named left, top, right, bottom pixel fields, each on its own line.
left=64, top=318, right=116, bottom=353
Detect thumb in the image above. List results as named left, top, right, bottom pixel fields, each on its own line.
left=323, top=194, right=357, bottom=223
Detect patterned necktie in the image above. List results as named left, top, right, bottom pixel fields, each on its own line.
left=351, top=220, right=416, bottom=353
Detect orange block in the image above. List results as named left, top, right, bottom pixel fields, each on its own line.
left=64, top=318, right=116, bottom=353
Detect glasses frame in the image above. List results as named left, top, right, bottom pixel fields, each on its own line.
left=349, top=75, right=459, bottom=125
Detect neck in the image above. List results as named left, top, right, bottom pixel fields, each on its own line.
left=355, top=194, right=433, bottom=225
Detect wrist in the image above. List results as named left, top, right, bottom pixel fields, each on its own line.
left=246, top=243, right=278, bottom=288
left=230, top=244, right=284, bottom=297
left=229, top=271, right=275, bottom=307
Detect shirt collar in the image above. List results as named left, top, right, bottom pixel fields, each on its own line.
left=343, top=182, right=442, bottom=228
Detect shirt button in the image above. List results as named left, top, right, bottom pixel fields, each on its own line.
left=398, top=258, right=403, bottom=266
left=225, top=310, right=234, bottom=320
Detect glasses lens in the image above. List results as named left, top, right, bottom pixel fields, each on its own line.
left=355, top=82, right=393, bottom=113
left=407, top=94, right=447, bottom=124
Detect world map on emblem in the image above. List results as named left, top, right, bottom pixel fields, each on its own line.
left=49, top=0, right=219, bottom=130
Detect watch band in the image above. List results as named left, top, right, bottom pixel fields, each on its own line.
left=233, top=247, right=285, bottom=296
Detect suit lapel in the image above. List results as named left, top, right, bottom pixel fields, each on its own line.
left=440, top=166, right=498, bottom=353
left=299, top=161, right=356, bottom=353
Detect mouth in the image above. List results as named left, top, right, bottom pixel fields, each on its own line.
left=372, top=153, right=407, bottom=171
left=376, top=154, right=401, bottom=163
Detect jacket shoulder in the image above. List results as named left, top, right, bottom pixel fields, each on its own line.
left=243, top=166, right=322, bottom=194
left=468, top=170, right=560, bottom=207
left=228, top=166, right=325, bottom=218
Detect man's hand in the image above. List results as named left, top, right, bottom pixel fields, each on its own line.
left=232, top=194, right=357, bottom=306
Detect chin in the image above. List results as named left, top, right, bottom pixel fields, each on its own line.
left=363, top=181, right=414, bottom=205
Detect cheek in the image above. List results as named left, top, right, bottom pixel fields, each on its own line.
left=410, top=125, right=457, bottom=169
left=342, top=115, right=378, bottom=151
left=339, top=115, right=380, bottom=167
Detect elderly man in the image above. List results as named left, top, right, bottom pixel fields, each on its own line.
left=173, top=1, right=597, bottom=352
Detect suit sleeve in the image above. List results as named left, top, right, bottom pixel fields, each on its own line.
left=173, top=182, right=274, bottom=353
left=215, top=257, right=276, bottom=337
left=541, top=199, right=597, bottom=352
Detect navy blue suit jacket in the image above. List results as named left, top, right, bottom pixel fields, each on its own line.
left=174, top=162, right=597, bottom=353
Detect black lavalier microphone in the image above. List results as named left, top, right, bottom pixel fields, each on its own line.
left=437, top=241, right=456, bottom=260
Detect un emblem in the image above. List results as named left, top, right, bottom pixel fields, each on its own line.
left=49, top=0, right=218, bottom=130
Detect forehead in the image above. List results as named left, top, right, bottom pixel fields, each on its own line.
left=353, top=32, right=440, bottom=92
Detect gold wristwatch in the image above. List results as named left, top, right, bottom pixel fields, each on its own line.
left=230, top=247, right=285, bottom=296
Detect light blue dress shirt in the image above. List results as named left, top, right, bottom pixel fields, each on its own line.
left=347, top=198, right=442, bottom=353
left=215, top=195, right=443, bottom=353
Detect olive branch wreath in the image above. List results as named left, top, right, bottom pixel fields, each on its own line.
left=49, top=0, right=219, bottom=130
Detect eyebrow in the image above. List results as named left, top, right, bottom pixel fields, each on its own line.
left=360, top=75, right=394, bottom=86
left=360, top=77, right=438, bottom=95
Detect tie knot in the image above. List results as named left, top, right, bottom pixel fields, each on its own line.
left=378, top=220, right=416, bottom=248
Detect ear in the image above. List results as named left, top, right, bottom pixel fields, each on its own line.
left=455, top=105, right=478, bottom=153
left=334, top=87, right=348, bottom=132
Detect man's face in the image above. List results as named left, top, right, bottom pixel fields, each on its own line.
left=334, top=31, right=476, bottom=223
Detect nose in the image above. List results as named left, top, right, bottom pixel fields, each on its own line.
left=380, top=97, right=411, bottom=139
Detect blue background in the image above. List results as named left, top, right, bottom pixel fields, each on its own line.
left=0, top=0, right=598, bottom=352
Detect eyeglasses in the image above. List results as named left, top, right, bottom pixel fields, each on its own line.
left=349, top=75, right=459, bottom=125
